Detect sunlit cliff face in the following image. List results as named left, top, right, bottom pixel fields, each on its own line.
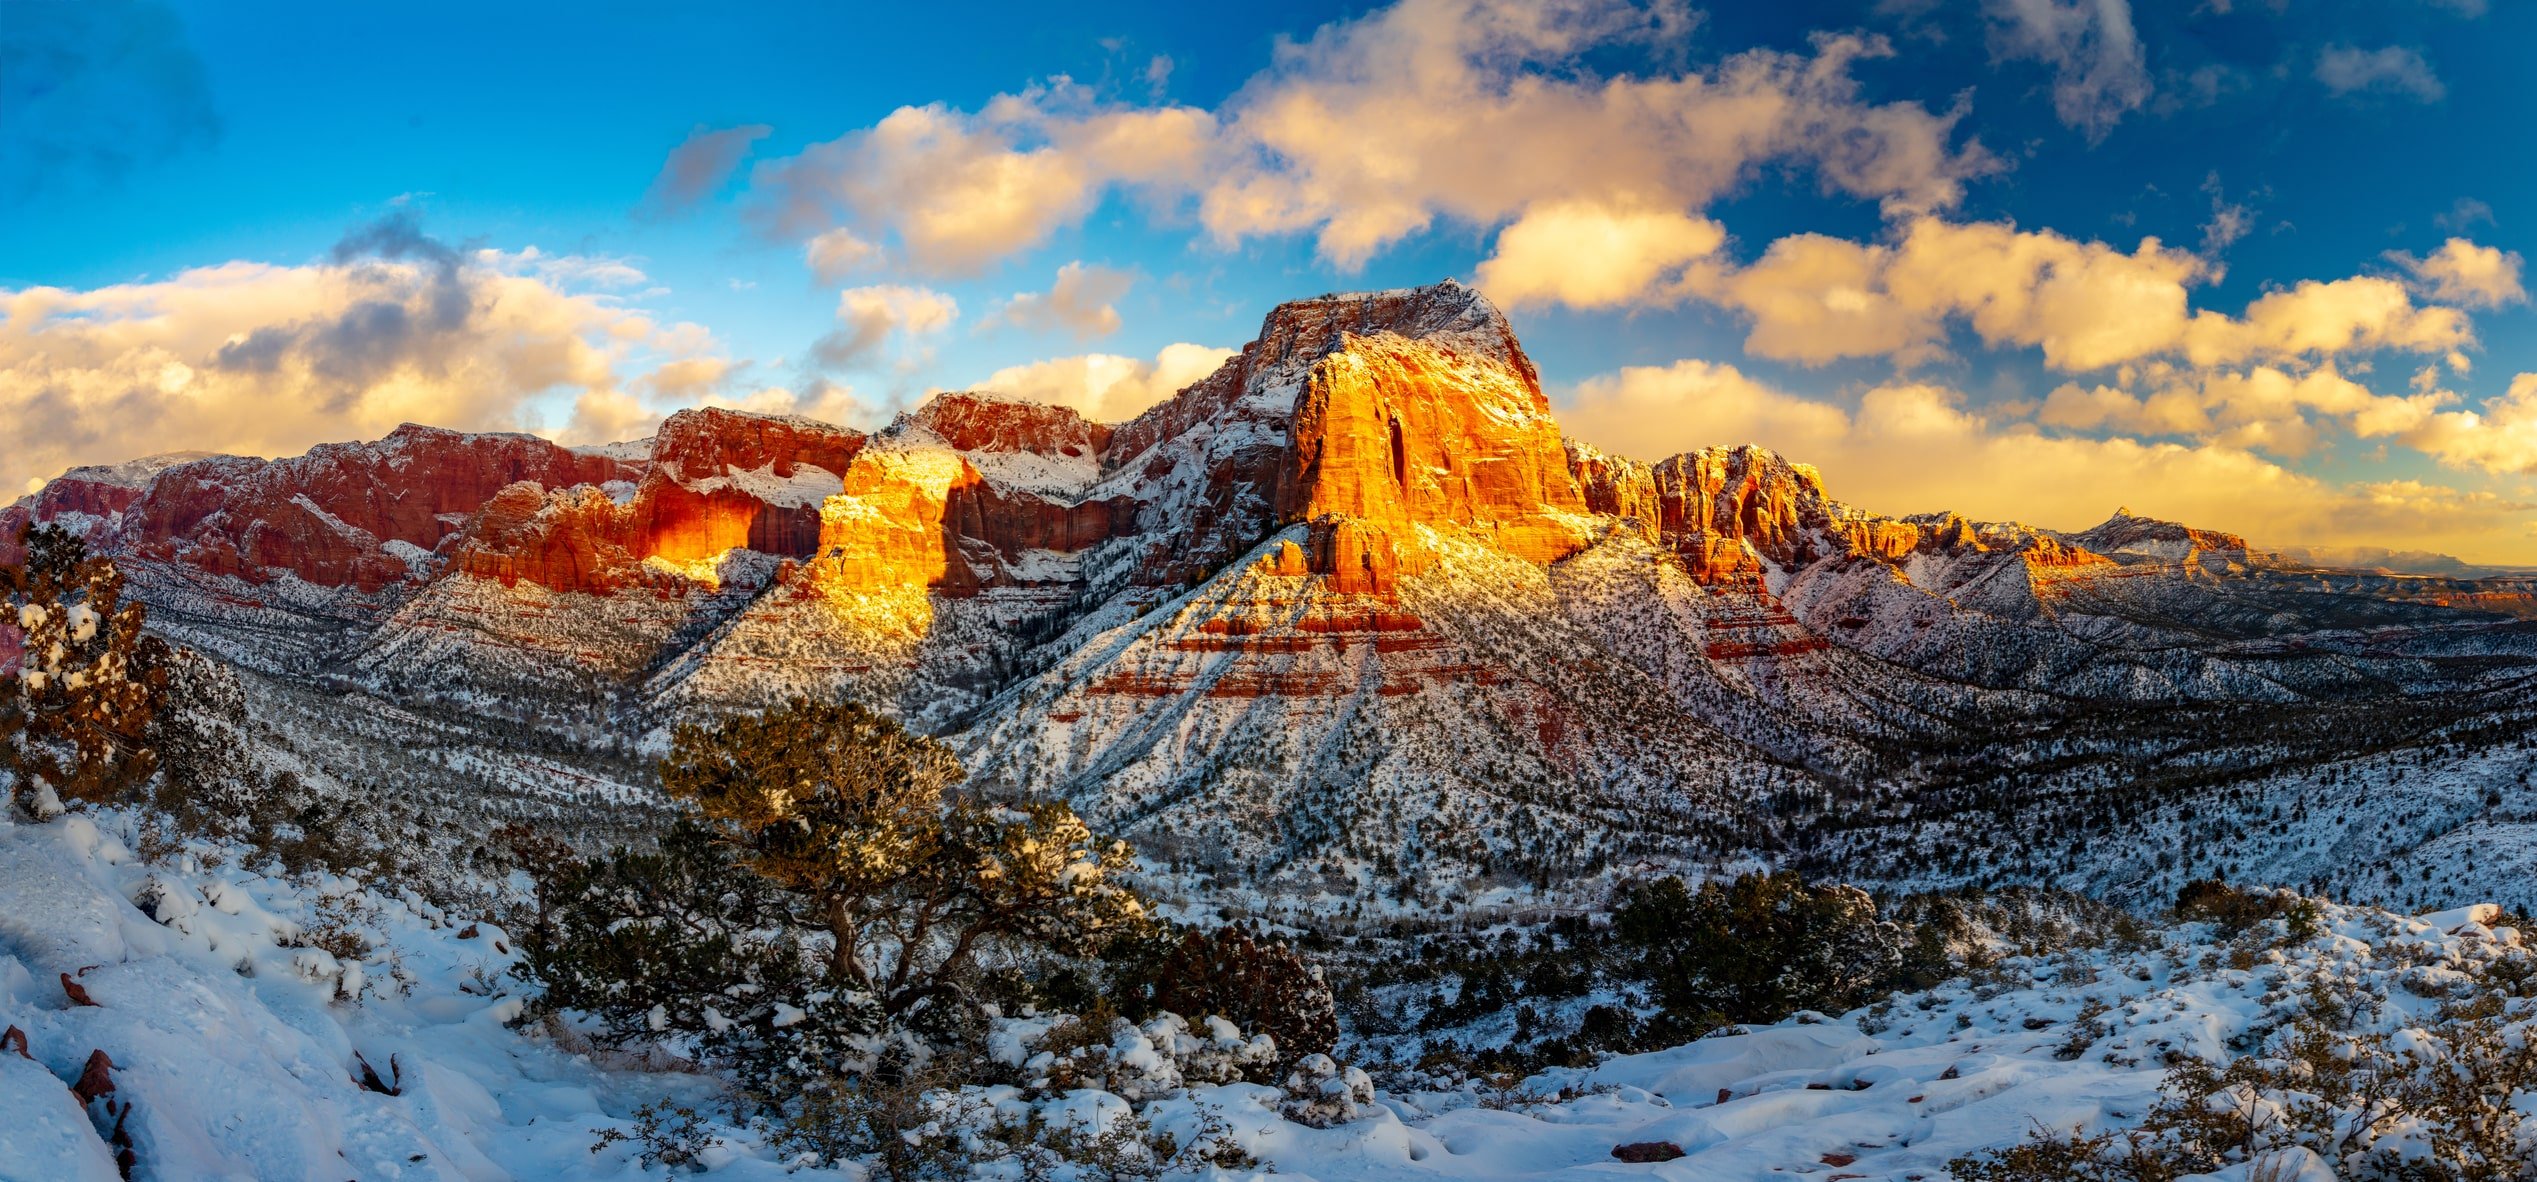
left=639, top=490, right=766, bottom=569
left=640, top=547, right=742, bottom=589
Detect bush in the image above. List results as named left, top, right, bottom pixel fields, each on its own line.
left=1105, top=921, right=1340, bottom=1070
left=509, top=819, right=878, bottom=1094
left=1610, top=871, right=1909, bottom=1039
left=2175, top=878, right=2322, bottom=941
left=1951, top=997, right=2537, bottom=1181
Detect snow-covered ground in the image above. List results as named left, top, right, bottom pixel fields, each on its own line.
left=4, top=805, right=2525, bottom=1180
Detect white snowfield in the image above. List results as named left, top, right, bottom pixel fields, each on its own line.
left=0, top=808, right=2518, bottom=1180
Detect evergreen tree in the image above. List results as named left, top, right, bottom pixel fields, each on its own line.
left=658, top=696, right=1149, bottom=1018
left=2, top=524, right=169, bottom=816
left=1612, top=871, right=1908, bottom=1038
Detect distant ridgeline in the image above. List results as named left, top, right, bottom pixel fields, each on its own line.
left=13, top=280, right=2537, bottom=909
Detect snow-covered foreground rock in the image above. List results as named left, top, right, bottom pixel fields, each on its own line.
left=4, top=807, right=2528, bottom=1180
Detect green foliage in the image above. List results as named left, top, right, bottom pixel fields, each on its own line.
left=512, top=820, right=829, bottom=1040
left=2, top=523, right=169, bottom=812
left=1105, top=921, right=1340, bottom=1069
left=657, top=697, right=1150, bottom=1019
left=1610, top=871, right=1908, bottom=1040
left=507, top=818, right=883, bottom=1096
left=661, top=697, right=960, bottom=910
left=2175, top=878, right=2321, bottom=941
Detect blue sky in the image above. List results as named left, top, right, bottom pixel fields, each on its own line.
left=8, top=0, right=2537, bottom=561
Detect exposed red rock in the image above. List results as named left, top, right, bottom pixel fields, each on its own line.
left=911, top=391, right=1112, bottom=459
left=810, top=446, right=981, bottom=596
left=451, top=483, right=650, bottom=592
left=115, top=426, right=632, bottom=592
left=1278, top=329, right=1590, bottom=593
left=649, top=406, right=862, bottom=485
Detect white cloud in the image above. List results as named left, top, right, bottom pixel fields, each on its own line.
left=989, top=262, right=1135, bottom=339
left=1688, top=217, right=2476, bottom=373
left=753, top=89, right=1214, bottom=275
left=1697, top=217, right=2209, bottom=370
left=1984, top=0, right=2152, bottom=140
left=2316, top=45, right=2445, bottom=103
left=805, top=227, right=883, bottom=285
left=817, top=285, right=959, bottom=368
left=2405, top=373, right=2537, bottom=475
left=747, top=0, right=1988, bottom=277
left=961, top=342, right=1235, bottom=423
left=0, top=222, right=725, bottom=492
left=2180, top=276, right=2470, bottom=367
left=2391, top=238, right=2527, bottom=308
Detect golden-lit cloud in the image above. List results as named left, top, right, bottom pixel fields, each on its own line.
left=1695, top=218, right=2206, bottom=369
left=748, top=0, right=1988, bottom=277
left=2403, top=373, right=2537, bottom=475
left=0, top=221, right=724, bottom=493
left=817, top=284, right=960, bottom=368
left=2039, top=363, right=2456, bottom=457
left=2391, top=238, right=2527, bottom=309
left=805, top=227, right=883, bottom=284
left=753, top=92, right=1213, bottom=275
left=1474, top=200, right=1724, bottom=310
left=958, top=342, right=1235, bottom=423
left=1685, top=217, right=2476, bottom=374
left=988, top=262, right=1134, bottom=339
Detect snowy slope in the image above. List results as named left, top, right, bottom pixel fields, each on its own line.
left=9, top=804, right=2530, bottom=1181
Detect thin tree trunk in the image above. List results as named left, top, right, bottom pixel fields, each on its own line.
left=828, top=895, right=859, bottom=986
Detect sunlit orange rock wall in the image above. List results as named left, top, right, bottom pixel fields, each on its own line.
left=813, top=449, right=980, bottom=596
left=1278, top=335, right=1591, bottom=594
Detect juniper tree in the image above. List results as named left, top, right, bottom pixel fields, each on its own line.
left=659, top=696, right=1148, bottom=1018
left=2, top=524, right=168, bottom=816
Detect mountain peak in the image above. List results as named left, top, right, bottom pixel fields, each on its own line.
left=1252, top=280, right=1534, bottom=391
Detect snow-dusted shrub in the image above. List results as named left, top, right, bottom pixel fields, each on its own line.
left=997, top=1007, right=1277, bottom=1101
left=2176, top=877, right=2325, bottom=941
left=1954, top=991, right=2537, bottom=1180
left=658, top=697, right=1148, bottom=1021
left=509, top=817, right=879, bottom=1091
left=1105, top=920, right=1340, bottom=1069
left=761, top=1058, right=1258, bottom=1181
left=587, top=1098, right=717, bottom=1171
left=1278, top=1052, right=1377, bottom=1128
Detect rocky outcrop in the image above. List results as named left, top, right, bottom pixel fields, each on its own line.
left=450, top=483, right=652, bottom=593
left=911, top=391, right=1112, bottom=461
left=444, top=409, right=867, bottom=594
left=2075, top=507, right=2250, bottom=573
left=649, top=407, right=862, bottom=486
left=811, top=445, right=979, bottom=596
left=112, top=427, right=632, bottom=592
left=1278, top=330, right=1591, bottom=593
left=1099, top=280, right=1552, bottom=591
